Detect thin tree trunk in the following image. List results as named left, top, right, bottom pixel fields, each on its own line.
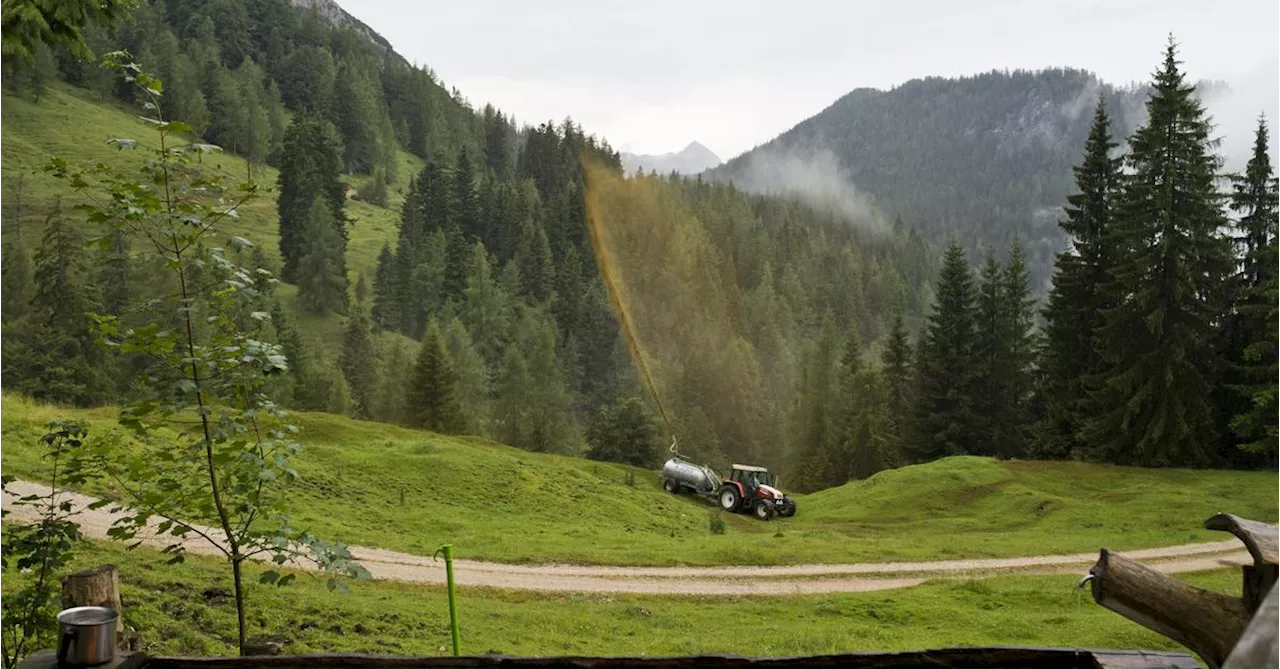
left=232, top=559, right=247, bottom=654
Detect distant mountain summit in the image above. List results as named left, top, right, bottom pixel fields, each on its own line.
left=622, top=141, right=722, bottom=175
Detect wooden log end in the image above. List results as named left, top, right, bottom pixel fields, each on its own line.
left=1203, top=514, right=1278, bottom=568
left=1087, top=550, right=1250, bottom=669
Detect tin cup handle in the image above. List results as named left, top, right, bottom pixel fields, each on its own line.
left=58, top=627, right=77, bottom=664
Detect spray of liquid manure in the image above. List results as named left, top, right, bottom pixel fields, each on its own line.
left=583, top=160, right=674, bottom=432
left=581, top=157, right=778, bottom=463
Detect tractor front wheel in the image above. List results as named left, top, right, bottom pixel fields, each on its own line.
left=778, top=500, right=796, bottom=517
left=719, top=486, right=740, bottom=512
left=754, top=500, right=775, bottom=521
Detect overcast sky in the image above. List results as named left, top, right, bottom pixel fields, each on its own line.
left=348, top=0, right=1279, bottom=161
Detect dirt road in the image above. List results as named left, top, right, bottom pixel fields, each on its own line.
left=1, top=480, right=1250, bottom=595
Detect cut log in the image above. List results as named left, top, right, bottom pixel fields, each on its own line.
left=1223, top=583, right=1278, bottom=669
left=1204, top=513, right=1279, bottom=567
left=62, top=564, right=124, bottom=638
left=1088, top=550, right=1251, bottom=669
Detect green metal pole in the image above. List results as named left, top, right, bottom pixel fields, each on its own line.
left=437, top=544, right=460, bottom=656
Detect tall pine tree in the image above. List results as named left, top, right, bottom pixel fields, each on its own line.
left=1226, top=116, right=1279, bottom=461
left=339, top=305, right=377, bottom=416
left=1036, top=99, right=1121, bottom=459
left=881, top=312, right=915, bottom=454
left=1085, top=40, right=1232, bottom=467
left=3, top=203, right=109, bottom=405
left=914, top=239, right=978, bottom=461
left=276, top=113, right=345, bottom=282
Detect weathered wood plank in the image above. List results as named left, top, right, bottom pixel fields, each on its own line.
left=1203, top=514, right=1278, bottom=567
left=1223, top=584, right=1278, bottom=669
left=1088, top=550, right=1251, bottom=669
left=140, top=647, right=1196, bottom=669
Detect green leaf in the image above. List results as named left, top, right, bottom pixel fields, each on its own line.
left=259, top=571, right=279, bottom=585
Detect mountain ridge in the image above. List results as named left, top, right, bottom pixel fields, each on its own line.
left=622, top=141, right=722, bottom=175
left=707, top=67, right=1149, bottom=290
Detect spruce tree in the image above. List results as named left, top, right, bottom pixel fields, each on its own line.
left=1001, top=237, right=1037, bottom=457
left=483, top=104, right=510, bottom=178
left=453, top=148, right=480, bottom=241
left=408, top=319, right=464, bottom=433
left=881, top=312, right=915, bottom=452
left=371, top=243, right=397, bottom=329
left=443, top=224, right=470, bottom=307
left=1037, top=98, right=1121, bottom=459
left=296, top=197, right=350, bottom=315
left=514, top=214, right=554, bottom=301
left=277, top=113, right=346, bottom=282
left=5, top=204, right=109, bottom=405
left=339, top=306, right=377, bottom=416
left=98, top=228, right=130, bottom=317
left=1232, top=118, right=1279, bottom=294
left=914, top=239, right=978, bottom=461
left=420, top=158, right=453, bottom=233
left=369, top=338, right=412, bottom=424
left=788, top=318, right=840, bottom=489
left=331, top=58, right=380, bottom=174
left=586, top=397, right=660, bottom=466
left=835, top=328, right=890, bottom=480
left=972, top=251, right=1006, bottom=456
left=1, top=228, right=33, bottom=322
left=1085, top=40, right=1232, bottom=466
left=494, top=345, right=531, bottom=448
left=1226, top=117, right=1279, bottom=460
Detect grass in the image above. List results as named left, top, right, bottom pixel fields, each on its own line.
left=0, top=538, right=1243, bottom=658
left=3, top=394, right=1275, bottom=567
left=1, top=82, right=420, bottom=354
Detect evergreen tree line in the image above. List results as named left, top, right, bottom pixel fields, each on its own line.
left=1035, top=42, right=1277, bottom=469
left=779, top=42, right=1277, bottom=491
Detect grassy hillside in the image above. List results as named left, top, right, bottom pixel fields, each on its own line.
left=0, top=82, right=420, bottom=351
left=0, top=538, right=1241, bottom=657
left=4, top=394, right=1274, bottom=566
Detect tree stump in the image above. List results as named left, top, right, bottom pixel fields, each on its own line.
left=62, top=564, right=125, bottom=639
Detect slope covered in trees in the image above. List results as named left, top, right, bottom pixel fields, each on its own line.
left=0, top=0, right=937, bottom=477
left=709, top=69, right=1154, bottom=291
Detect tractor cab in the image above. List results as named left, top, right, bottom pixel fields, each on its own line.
left=729, top=464, right=775, bottom=490
left=717, top=464, right=796, bottom=520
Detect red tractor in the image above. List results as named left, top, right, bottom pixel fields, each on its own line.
left=660, top=439, right=797, bottom=521
left=716, top=464, right=796, bottom=520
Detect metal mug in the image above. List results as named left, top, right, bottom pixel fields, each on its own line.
left=56, top=606, right=118, bottom=667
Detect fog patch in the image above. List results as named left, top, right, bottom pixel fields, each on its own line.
left=1201, top=60, right=1280, bottom=171
left=721, top=147, right=887, bottom=231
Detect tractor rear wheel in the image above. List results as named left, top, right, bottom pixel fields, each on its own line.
left=754, top=500, right=775, bottom=520
left=719, top=486, right=740, bottom=512
left=663, top=478, right=678, bottom=494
